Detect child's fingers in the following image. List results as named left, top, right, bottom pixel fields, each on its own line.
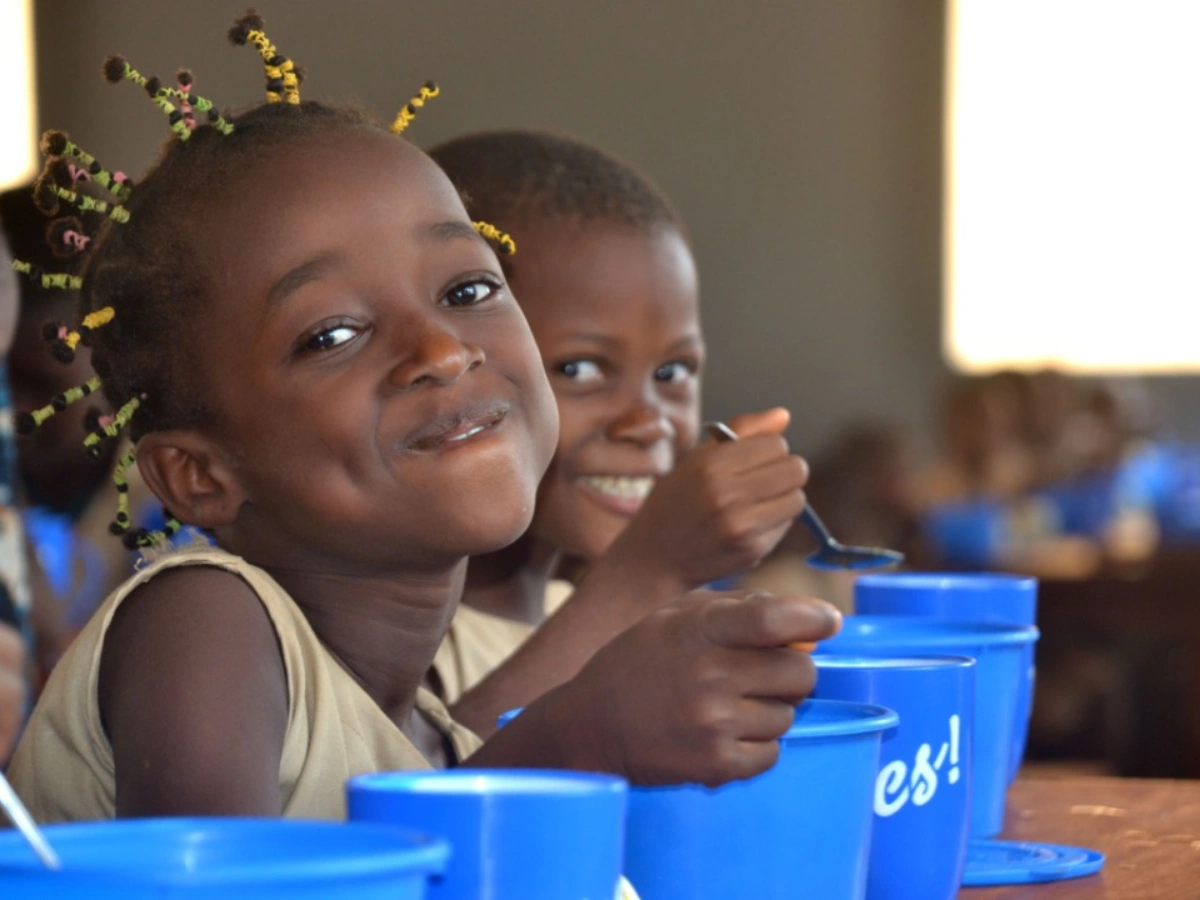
left=733, top=697, right=803, bottom=741
left=723, top=407, right=791, bottom=439
left=729, top=454, right=809, bottom=502
left=700, top=592, right=842, bottom=650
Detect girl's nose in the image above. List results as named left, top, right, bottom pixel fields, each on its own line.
left=388, top=325, right=484, bottom=390
left=606, top=403, right=676, bottom=446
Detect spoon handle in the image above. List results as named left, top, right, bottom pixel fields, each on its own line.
left=704, top=422, right=832, bottom=547
left=0, top=771, right=61, bottom=870
left=798, top=504, right=835, bottom=546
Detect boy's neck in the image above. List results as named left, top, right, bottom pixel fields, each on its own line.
left=271, top=561, right=466, bottom=732
left=462, top=533, right=560, bottom=626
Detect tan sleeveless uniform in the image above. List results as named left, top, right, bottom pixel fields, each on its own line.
left=7, top=545, right=481, bottom=823
left=430, top=604, right=535, bottom=704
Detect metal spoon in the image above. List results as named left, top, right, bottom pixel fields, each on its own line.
left=0, top=770, right=61, bottom=870
left=705, top=421, right=905, bottom=571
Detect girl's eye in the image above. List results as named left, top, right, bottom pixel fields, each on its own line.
left=557, top=359, right=603, bottom=384
left=655, top=361, right=695, bottom=384
left=444, top=278, right=501, bottom=308
left=298, top=324, right=360, bottom=354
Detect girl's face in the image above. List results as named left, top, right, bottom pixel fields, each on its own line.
left=507, top=222, right=704, bottom=563
left=175, top=128, right=558, bottom=573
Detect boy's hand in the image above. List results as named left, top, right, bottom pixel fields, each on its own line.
left=605, top=408, right=806, bottom=593
left=0, top=623, right=25, bottom=761
left=563, top=590, right=840, bottom=788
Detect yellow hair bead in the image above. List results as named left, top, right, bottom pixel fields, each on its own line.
left=11, top=259, right=82, bottom=291
left=245, top=28, right=300, bottom=104
left=62, top=306, right=116, bottom=352
left=473, top=221, right=517, bottom=255
left=390, top=82, right=440, bottom=135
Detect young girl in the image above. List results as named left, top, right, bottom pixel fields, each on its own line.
left=429, top=131, right=810, bottom=733
left=7, top=12, right=838, bottom=821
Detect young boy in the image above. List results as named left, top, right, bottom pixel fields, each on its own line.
left=430, top=131, right=810, bottom=733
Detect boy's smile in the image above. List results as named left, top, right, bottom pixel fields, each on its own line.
left=505, top=220, right=704, bottom=563
left=150, top=127, right=559, bottom=574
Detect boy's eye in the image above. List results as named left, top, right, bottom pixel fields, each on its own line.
left=299, top=323, right=361, bottom=354
left=557, top=359, right=603, bottom=384
left=655, top=361, right=695, bottom=384
left=444, top=278, right=501, bottom=307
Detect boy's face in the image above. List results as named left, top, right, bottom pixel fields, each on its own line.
left=507, top=221, right=704, bottom=563
left=177, top=129, right=558, bottom=572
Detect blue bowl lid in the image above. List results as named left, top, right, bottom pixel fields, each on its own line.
left=0, top=818, right=448, bottom=886
left=784, top=698, right=898, bottom=740
left=821, top=616, right=1039, bottom=648
left=963, top=839, right=1105, bottom=886
left=349, top=769, right=628, bottom=796
left=856, top=572, right=1037, bottom=593
left=813, top=654, right=976, bottom=671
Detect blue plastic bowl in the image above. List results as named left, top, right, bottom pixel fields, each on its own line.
left=624, top=698, right=898, bottom=900
left=819, top=617, right=1038, bottom=837
left=854, top=573, right=1038, bottom=783
left=348, top=769, right=627, bottom=900
left=0, top=818, right=448, bottom=899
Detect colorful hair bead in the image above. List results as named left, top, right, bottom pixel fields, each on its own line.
left=44, top=306, right=116, bottom=363
left=163, top=72, right=235, bottom=135
left=122, top=513, right=183, bottom=551
left=39, top=130, right=133, bottom=199
left=11, top=259, right=82, bottom=291
left=107, top=448, right=139, bottom=536
left=473, top=221, right=517, bottom=255
left=103, top=56, right=192, bottom=142
left=46, top=217, right=92, bottom=258
left=15, top=376, right=102, bottom=435
left=229, top=11, right=301, bottom=105
left=83, top=395, right=140, bottom=458
left=390, top=81, right=440, bottom=135
left=35, top=158, right=130, bottom=222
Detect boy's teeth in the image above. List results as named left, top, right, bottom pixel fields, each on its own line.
left=579, top=476, right=655, bottom=500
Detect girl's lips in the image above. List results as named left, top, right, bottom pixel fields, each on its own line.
left=573, top=474, right=657, bottom=517
left=400, top=406, right=508, bottom=452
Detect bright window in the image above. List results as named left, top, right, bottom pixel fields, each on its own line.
left=0, top=0, right=37, bottom=192
left=945, top=0, right=1200, bottom=374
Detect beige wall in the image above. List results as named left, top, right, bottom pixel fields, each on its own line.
left=32, top=0, right=948, bottom=455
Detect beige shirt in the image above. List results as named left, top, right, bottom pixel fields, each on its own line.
left=431, top=603, right=535, bottom=704
left=8, top=545, right=481, bottom=823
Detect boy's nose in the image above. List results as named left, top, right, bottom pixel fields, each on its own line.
left=387, top=325, right=484, bottom=390
left=606, top=404, right=676, bottom=446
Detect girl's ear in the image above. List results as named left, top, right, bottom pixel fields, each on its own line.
left=135, top=431, right=246, bottom=530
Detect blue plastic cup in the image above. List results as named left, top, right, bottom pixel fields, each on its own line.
left=348, top=769, right=627, bottom=900
left=0, top=818, right=448, bottom=899
left=624, top=699, right=898, bottom=900
left=819, top=617, right=1037, bottom=837
left=813, top=656, right=975, bottom=900
left=854, top=572, right=1038, bottom=782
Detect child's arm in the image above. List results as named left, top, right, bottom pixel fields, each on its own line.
left=98, top=567, right=288, bottom=816
left=465, top=590, right=839, bottom=785
left=0, top=623, right=23, bottom=762
left=451, top=409, right=804, bottom=736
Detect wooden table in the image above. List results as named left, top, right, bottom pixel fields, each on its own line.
left=960, top=774, right=1200, bottom=898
